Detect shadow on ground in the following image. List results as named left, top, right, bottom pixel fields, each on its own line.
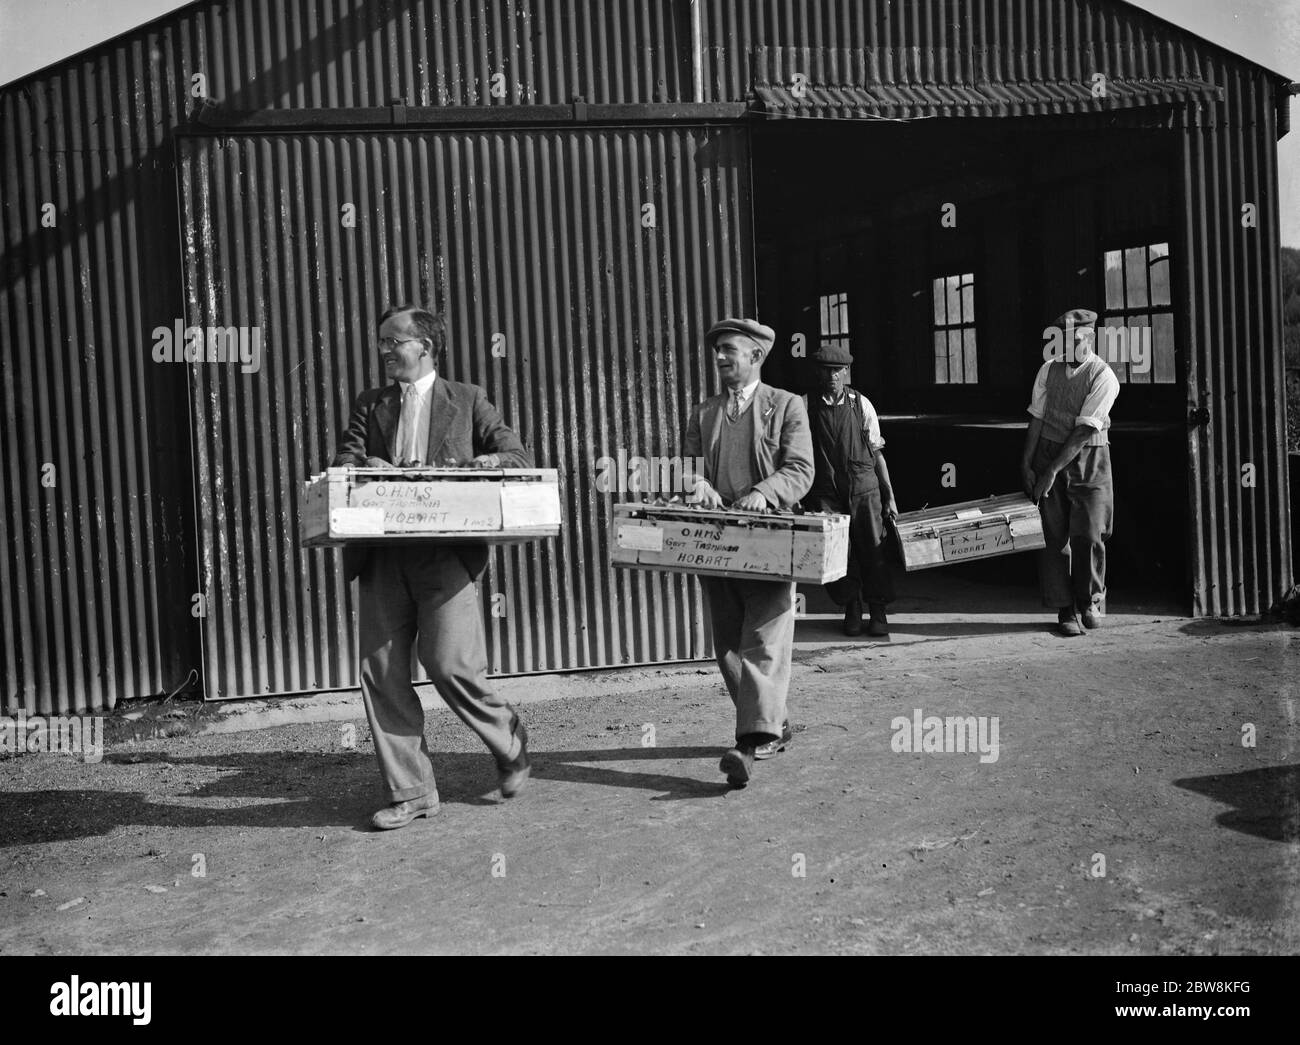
left=1178, top=618, right=1292, bottom=637
left=0, top=745, right=732, bottom=845
left=1174, top=764, right=1300, bottom=842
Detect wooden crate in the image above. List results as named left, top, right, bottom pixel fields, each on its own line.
left=611, top=503, right=849, bottom=583
left=894, top=493, right=1044, bottom=571
left=300, top=467, right=562, bottom=546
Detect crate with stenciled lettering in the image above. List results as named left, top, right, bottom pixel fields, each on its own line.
left=300, top=467, right=562, bottom=546
left=894, top=493, right=1044, bottom=571
left=610, top=502, right=849, bottom=583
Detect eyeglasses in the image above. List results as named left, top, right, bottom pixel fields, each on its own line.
left=377, top=336, right=423, bottom=352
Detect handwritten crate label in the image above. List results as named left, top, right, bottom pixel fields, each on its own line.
left=347, top=481, right=502, bottom=532
left=792, top=520, right=849, bottom=582
left=941, top=524, right=1013, bottom=562
left=330, top=507, right=385, bottom=536
left=1009, top=515, right=1043, bottom=540
left=902, top=536, right=944, bottom=568
left=501, top=482, right=562, bottom=528
left=615, top=522, right=664, bottom=553
left=646, top=521, right=790, bottom=575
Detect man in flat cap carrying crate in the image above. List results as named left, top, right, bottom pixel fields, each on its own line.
left=683, top=318, right=814, bottom=787
left=803, top=343, right=899, bottom=637
left=1021, top=308, right=1121, bottom=638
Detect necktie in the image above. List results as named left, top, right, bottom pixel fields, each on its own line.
left=729, top=388, right=744, bottom=422
left=395, top=384, right=421, bottom=465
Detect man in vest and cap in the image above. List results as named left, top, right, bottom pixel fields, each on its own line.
left=804, top=343, right=898, bottom=637
left=1021, top=308, right=1121, bottom=637
left=682, top=317, right=814, bottom=787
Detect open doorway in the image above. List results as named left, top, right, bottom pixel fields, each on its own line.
left=752, top=116, right=1191, bottom=621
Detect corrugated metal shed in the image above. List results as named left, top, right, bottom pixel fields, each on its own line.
left=1, top=0, right=1293, bottom=711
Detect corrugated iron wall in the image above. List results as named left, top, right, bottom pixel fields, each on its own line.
left=178, top=126, right=751, bottom=698
left=0, top=0, right=704, bottom=713
left=2, top=0, right=1292, bottom=712
left=0, top=34, right=196, bottom=716
left=1180, top=65, right=1292, bottom=615
left=699, top=0, right=1218, bottom=100
left=137, top=0, right=693, bottom=109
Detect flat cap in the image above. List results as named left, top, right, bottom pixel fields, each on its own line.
left=810, top=343, right=853, bottom=367
left=705, top=317, right=775, bottom=357
left=1053, top=308, right=1098, bottom=329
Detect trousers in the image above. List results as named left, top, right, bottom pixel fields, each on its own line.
left=700, top=576, right=795, bottom=742
left=357, top=546, right=524, bottom=801
left=809, top=490, right=895, bottom=607
left=1032, top=440, right=1114, bottom=611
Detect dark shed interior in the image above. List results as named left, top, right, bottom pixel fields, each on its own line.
left=753, top=117, right=1190, bottom=603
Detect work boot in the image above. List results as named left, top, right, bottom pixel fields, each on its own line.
left=843, top=597, right=864, bottom=636
left=866, top=603, right=890, bottom=637
left=719, top=738, right=759, bottom=787
left=497, top=721, right=531, bottom=798
left=370, top=793, right=441, bottom=830
left=1056, top=608, right=1084, bottom=637
left=1080, top=600, right=1104, bottom=629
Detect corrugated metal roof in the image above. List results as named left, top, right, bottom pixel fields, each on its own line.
left=754, top=78, right=1224, bottom=121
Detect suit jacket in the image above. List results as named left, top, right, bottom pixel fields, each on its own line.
left=682, top=382, right=814, bottom=509
left=331, top=376, right=533, bottom=581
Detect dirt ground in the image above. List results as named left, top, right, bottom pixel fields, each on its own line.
left=2, top=594, right=1297, bottom=955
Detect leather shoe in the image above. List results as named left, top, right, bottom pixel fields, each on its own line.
left=843, top=598, right=864, bottom=636
left=866, top=603, right=890, bottom=637
left=1056, top=608, right=1084, bottom=637
left=498, top=721, right=531, bottom=798
left=754, top=721, right=794, bottom=760
left=719, top=741, right=757, bottom=786
left=371, top=794, right=440, bottom=831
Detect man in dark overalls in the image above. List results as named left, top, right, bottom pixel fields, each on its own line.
left=804, top=344, right=898, bottom=637
left=1021, top=308, right=1120, bottom=637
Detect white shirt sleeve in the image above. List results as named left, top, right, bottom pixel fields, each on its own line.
left=1027, top=361, right=1053, bottom=419
left=1076, top=364, right=1121, bottom=431
left=857, top=394, right=886, bottom=451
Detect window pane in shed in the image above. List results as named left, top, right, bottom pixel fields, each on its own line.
left=1104, top=250, right=1125, bottom=311
left=961, top=279, right=974, bottom=323
left=946, top=276, right=962, bottom=326
left=1099, top=317, right=1127, bottom=381
left=1125, top=247, right=1149, bottom=308
left=1149, top=244, right=1171, bottom=306
left=962, top=328, right=978, bottom=384
left=1153, top=312, right=1176, bottom=383
left=934, top=332, right=948, bottom=383
left=1127, top=315, right=1151, bottom=384
left=949, top=330, right=963, bottom=383
left=933, top=278, right=946, bottom=325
